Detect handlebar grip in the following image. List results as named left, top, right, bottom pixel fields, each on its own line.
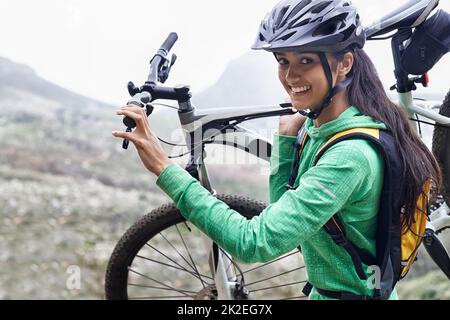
left=160, top=32, right=178, bottom=53
left=123, top=92, right=152, bottom=128
left=122, top=101, right=142, bottom=128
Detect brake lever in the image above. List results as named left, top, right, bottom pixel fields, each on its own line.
left=121, top=32, right=178, bottom=149
left=158, top=53, right=177, bottom=83
left=121, top=90, right=154, bottom=150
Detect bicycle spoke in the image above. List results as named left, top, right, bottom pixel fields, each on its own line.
left=128, top=268, right=194, bottom=297
left=217, top=247, right=237, bottom=280
left=159, top=230, right=198, bottom=272
left=225, top=259, right=234, bottom=275
left=135, top=254, right=213, bottom=281
left=128, top=283, right=197, bottom=294
left=247, top=280, right=308, bottom=293
left=175, top=224, right=208, bottom=288
left=144, top=243, right=206, bottom=283
left=245, top=266, right=306, bottom=287
left=242, top=251, right=300, bottom=274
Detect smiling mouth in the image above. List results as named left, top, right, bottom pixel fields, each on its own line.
left=290, top=85, right=311, bottom=96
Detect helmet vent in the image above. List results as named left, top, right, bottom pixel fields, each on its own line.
left=341, top=24, right=356, bottom=41
left=290, top=18, right=311, bottom=28
left=259, top=33, right=266, bottom=41
left=278, top=31, right=296, bottom=41
left=312, top=13, right=348, bottom=36
left=286, top=0, right=312, bottom=21
left=310, top=1, right=332, bottom=14
left=275, top=6, right=290, bottom=28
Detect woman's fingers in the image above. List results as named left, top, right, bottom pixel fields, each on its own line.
left=113, top=105, right=151, bottom=143
left=117, top=108, right=152, bottom=136
left=122, top=104, right=147, bottom=114
left=116, top=109, right=146, bottom=123
left=112, top=130, right=134, bottom=140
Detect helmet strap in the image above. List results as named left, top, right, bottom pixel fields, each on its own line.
left=302, top=52, right=352, bottom=120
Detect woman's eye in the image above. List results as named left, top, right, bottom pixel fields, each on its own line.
left=277, top=57, right=313, bottom=66
left=300, top=58, right=313, bottom=64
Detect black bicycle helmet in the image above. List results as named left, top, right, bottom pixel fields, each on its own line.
left=252, top=0, right=366, bottom=119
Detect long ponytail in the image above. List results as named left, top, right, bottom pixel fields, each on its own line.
left=334, top=48, right=441, bottom=227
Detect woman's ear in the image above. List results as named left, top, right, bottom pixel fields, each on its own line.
left=339, top=52, right=354, bottom=77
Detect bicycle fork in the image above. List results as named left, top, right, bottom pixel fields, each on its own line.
left=188, top=146, right=240, bottom=300
left=199, top=233, right=239, bottom=300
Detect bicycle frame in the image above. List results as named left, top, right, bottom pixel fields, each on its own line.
left=115, top=0, right=449, bottom=300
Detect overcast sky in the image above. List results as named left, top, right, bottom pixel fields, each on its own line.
left=0, top=0, right=449, bottom=105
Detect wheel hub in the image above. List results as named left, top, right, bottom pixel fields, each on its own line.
left=194, top=285, right=218, bottom=300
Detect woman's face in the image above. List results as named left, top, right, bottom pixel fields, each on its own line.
left=275, top=51, right=333, bottom=111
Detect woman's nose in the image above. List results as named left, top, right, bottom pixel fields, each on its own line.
left=285, top=67, right=301, bottom=84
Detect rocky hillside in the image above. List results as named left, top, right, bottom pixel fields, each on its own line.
left=0, top=56, right=275, bottom=299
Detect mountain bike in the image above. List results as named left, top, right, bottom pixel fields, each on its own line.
left=105, top=0, right=450, bottom=300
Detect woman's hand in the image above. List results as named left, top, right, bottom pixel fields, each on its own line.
left=112, top=105, right=173, bottom=176
left=278, top=108, right=307, bottom=136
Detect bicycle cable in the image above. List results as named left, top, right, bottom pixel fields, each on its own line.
left=149, top=102, right=270, bottom=159
left=415, top=113, right=422, bottom=136
left=408, top=117, right=450, bottom=129
left=218, top=247, right=247, bottom=299
left=165, top=119, right=245, bottom=159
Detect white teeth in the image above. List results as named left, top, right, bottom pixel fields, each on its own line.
left=291, top=85, right=311, bottom=93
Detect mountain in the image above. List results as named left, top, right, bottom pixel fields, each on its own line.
left=192, top=51, right=286, bottom=108
left=0, top=56, right=113, bottom=123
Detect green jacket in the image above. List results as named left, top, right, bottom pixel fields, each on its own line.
left=156, top=106, right=398, bottom=300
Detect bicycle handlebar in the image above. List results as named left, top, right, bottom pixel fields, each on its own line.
left=122, top=33, right=180, bottom=128
left=121, top=33, right=180, bottom=148
left=147, top=32, right=178, bottom=85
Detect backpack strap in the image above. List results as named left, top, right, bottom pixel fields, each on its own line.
left=286, top=125, right=309, bottom=190
left=302, top=282, right=378, bottom=300
left=314, top=128, right=381, bottom=280
left=323, top=215, right=375, bottom=280
left=313, top=128, right=381, bottom=165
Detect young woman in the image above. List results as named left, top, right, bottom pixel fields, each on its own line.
left=112, top=0, right=441, bottom=300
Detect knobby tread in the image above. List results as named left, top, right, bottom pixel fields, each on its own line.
left=432, top=89, right=450, bottom=204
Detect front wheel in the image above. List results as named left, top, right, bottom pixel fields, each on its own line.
left=105, top=194, right=307, bottom=300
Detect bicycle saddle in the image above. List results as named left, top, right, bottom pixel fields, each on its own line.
left=365, top=0, right=439, bottom=38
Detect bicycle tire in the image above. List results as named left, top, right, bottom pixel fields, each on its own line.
left=105, top=194, right=307, bottom=300
left=432, top=89, right=450, bottom=205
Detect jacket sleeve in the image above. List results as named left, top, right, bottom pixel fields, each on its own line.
left=156, top=141, right=375, bottom=264
left=269, top=133, right=297, bottom=204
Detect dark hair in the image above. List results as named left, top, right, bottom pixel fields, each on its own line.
left=333, top=47, right=441, bottom=228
